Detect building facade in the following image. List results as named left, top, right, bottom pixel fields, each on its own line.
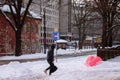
left=0, top=12, right=42, bottom=56
left=29, top=0, right=73, bottom=45
left=40, top=0, right=59, bottom=47
left=59, top=0, right=72, bottom=41
left=25, top=0, right=72, bottom=46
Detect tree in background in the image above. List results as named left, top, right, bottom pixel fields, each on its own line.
left=112, top=6, right=120, bottom=42
left=72, top=0, right=92, bottom=49
left=94, top=0, right=120, bottom=48
left=0, top=0, right=33, bottom=56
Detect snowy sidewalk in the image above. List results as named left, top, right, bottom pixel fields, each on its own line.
left=0, top=54, right=120, bottom=80
left=0, top=49, right=97, bottom=64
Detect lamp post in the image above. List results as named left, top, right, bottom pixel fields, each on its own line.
left=42, top=4, right=52, bottom=54
left=43, top=8, right=46, bottom=54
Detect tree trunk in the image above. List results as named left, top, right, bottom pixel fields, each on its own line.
left=102, top=18, right=107, bottom=48
left=78, top=27, right=82, bottom=49
left=108, top=17, right=114, bottom=47
left=15, top=28, right=22, bottom=56
left=108, top=28, right=113, bottom=47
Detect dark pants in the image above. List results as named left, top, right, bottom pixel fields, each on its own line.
left=45, top=60, right=54, bottom=75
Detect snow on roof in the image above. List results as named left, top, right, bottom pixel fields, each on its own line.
left=2, top=5, right=24, bottom=14
left=29, top=11, right=41, bottom=19
left=1, top=5, right=41, bottom=19
left=55, top=39, right=68, bottom=43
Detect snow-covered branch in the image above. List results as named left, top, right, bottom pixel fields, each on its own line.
left=0, top=9, right=17, bottom=31
left=106, top=24, right=120, bottom=32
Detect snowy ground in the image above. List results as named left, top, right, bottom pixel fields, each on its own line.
left=0, top=48, right=96, bottom=60
left=0, top=48, right=120, bottom=80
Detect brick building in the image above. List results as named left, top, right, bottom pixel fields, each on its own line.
left=0, top=10, right=42, bottom=56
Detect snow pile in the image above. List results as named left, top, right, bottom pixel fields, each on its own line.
left=0, top=55, right=120, bottom=80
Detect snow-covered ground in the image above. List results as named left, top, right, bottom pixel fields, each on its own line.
left=0, top=48, right=96, bottom=60
left=0, top=48, right=120, bottom=80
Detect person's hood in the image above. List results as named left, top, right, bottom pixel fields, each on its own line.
left=51, top=44, right=55, bottom=49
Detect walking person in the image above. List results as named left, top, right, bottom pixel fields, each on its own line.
left=44, top=44, right=57, bottom=75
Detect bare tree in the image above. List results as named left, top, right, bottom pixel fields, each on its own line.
left=0, top=0, right=33, bottom=56
left=112, top=8, right=120, bottom=41
left=72, top=0, right=92, bottom=49
left=94, top=0, right=120, bottom=48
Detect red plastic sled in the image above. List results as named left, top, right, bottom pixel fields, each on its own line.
left=85, top=55, right=102, bottom=67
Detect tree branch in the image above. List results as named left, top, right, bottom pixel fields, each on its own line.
left=8, top=4, right=18, bottom=26
left=0, top=9, right=17, bottom=31
left=106, top=24, right=120, bottom=32
left=21, top=0, right=33, bottom=26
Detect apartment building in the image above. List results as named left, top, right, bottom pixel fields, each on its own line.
left=40, top=0, right=59, bottom=47
left=59, top=0, right=72, bottom=41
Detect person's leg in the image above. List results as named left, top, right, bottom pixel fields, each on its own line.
left=45, top=66, right=50, bottom=70
left=44, top=66, right=50, bottom=74
left=49, top=62, right=55, bottom=75
left=44, top=61, right=51, bottom=74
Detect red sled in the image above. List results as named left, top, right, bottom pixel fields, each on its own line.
left=85, top=55, right=102, bottom=67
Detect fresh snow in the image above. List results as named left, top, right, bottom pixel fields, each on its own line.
left=55, top=39, right=68, bottom=43
left=1, top=5, right=41, bottom=19
left=0, top=48, right=96, bottom=60
left=0, top=48, right=120, bottom=80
